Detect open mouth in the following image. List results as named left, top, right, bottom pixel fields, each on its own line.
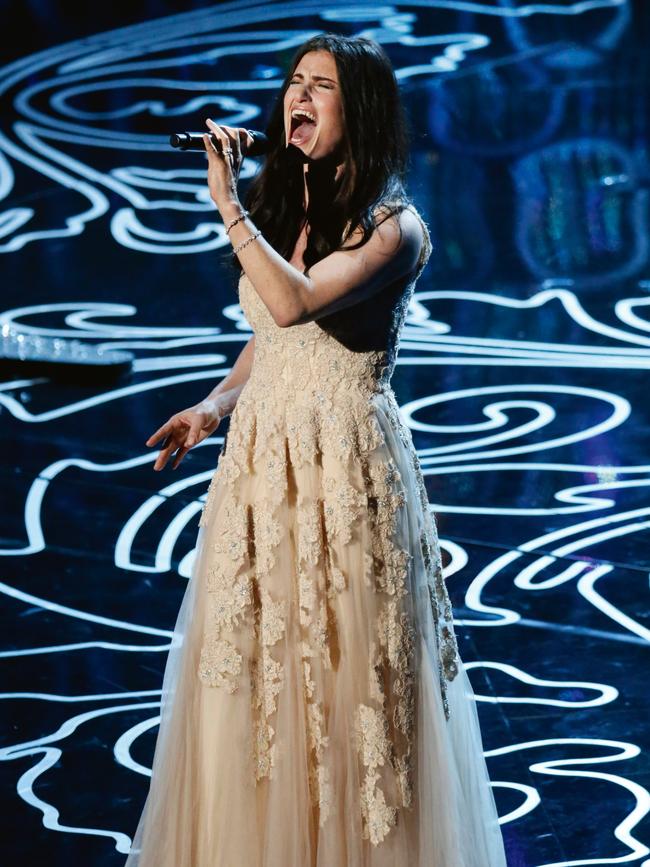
left=289, top=109, right=317, bottom=145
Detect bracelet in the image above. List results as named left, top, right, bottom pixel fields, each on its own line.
left=232, top=230, right=261, bottom=255
left=225, top=210, right=249, bottom=235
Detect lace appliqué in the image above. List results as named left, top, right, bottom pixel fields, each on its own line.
left=198, top=500, right=253, bottom=691
left=323, top=474, right=367, bottom=545
left=303, top=653, right=333, bottom=826
left=251, top=586, right=287, bottom=781
left=296, top=494, right=334, bottom=825
left=354, top=704, right=398, bottom=845
left=197, top=635, right=242, bottom=692
left=253, top=505, right=283, bottom=576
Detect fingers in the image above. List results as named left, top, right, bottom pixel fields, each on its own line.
left=205, top=118, right=231, bottom=158
left=202, top=122, right=227, bottom=164
left=150, top=413, right=205, bottom=471
left=146, top=421, right=171, bottom=448
left=153, top=436, right=178, bottom=471
left=171, top=444, right=191, bottom=470
left=157, top=432, right=194, bottom=472
left=154, top=431, right=191, bottom=471
left=202, top=131, right=220, bottom=160
left=222, top=125, right=242, bottom=165
left=242, top=129, right=254, bottom=153
left=185, top=415, right=203, bottom=449
left=148, top=415, right=184, bottom=470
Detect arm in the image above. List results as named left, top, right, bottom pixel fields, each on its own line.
left=221, top=203, right=424, bottom=327
left=202, top=120, right=423, bottom=328
left=199, top=333, right=255, bottom=418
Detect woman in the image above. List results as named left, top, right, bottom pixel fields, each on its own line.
left=127, top=33, right=508, bottom=867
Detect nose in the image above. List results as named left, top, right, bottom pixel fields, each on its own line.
left=293, top=81, right=313, bottom=101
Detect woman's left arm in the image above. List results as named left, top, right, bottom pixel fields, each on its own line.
left=204, top=120, right=423, bottom=328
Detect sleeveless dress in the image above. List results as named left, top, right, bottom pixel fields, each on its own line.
left=124, top=208, right=508, bottom=867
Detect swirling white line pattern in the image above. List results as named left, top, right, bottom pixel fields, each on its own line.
left=1, top=1, right=648, bottom=865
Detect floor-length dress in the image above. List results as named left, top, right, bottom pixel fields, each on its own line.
left=125, top=208, right=508, bottom=866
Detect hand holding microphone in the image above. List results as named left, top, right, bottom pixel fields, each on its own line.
left=189, top=118, right=262, bottom=211
left=170, top=119, right=270, bottom=228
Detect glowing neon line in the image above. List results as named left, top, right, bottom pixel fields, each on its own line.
left=463, top=662, right=618, bottom=707
left=484, top=737, right=649, bottom=863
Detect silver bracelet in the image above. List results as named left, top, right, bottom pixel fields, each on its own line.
left=225, top=210, right=249, bottom=235
left=232, top=230, right=261, bottom=255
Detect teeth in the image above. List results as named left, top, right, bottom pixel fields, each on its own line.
left=291, top=108, right=316, bottom=123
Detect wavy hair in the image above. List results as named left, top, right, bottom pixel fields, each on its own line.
left=230, top=33, right=411, bottom=275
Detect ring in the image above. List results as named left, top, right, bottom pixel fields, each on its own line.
left=222, top=147, right=233, bottom=156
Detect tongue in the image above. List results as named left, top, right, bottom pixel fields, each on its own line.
left=290, top=121, right=315, bottom=144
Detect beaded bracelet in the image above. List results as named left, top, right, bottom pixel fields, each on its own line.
left=225, top=210, right=249, bottom=235
left=232, top=230, right=261, bottom=255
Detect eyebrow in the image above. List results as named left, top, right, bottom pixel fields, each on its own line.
left=290, top=72, right=337, bottom=83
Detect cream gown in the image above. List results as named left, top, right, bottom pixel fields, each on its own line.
left=124, top=209, right=508, bottom=866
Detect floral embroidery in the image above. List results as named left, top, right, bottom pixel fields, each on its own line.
left=360, top=771, right=398, bottom=846
left=355, top=704, right=392, bottom=767
left=311, top=597, right=333, bottom=669
left=210, top=500, right=249, bottom=563
left=287, top=406, right=321, bottom=468
left=197, top=499, right=253, bottom=693
left=314, top=763, right=333, bottom=826
left=322, top=475, right=367, bottom=544
left=204, top=569, right=253, bottom=633
left=306, top=698, right=332, bottom=825
left=354, top=704, right=398, bottom=845
left=253, top=503, right=282, bottom=576
left=251, top=586, right=286, bottom=780
left=374, top=599, right=417, bottom=809
left=198, top=635, right=242, bottom=692
left=296, top=499, right=323, bottom=568
left=254, top=651, right=284, bottom=721
left=263, top=445, right=288, bottom=508
left=298, top=568, right=317, bottom=627
left=260, top=586, right=286, bottom=647
left=329, top=563, right=347, bottom=593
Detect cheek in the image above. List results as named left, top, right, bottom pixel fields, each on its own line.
left=323, top=100, right=344, bottom=134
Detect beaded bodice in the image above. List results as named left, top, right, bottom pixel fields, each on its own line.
left=238, top=209, right=432, bottom=406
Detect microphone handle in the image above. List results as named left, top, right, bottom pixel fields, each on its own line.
left=169, top=130, right=269, bottom=157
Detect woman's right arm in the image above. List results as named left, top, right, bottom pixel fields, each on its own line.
left=146, top=333, right=255, bottom=471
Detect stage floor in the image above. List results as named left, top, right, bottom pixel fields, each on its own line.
left=1, top=1, right=649, bottom=864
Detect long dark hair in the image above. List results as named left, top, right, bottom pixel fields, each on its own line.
left=231, top=33, right=411, bottom=275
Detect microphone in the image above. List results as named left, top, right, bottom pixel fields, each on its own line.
left=169, top=129, right=269, bottom=157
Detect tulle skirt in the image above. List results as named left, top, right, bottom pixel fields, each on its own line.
left=124, top=389, right=508, bottom=866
